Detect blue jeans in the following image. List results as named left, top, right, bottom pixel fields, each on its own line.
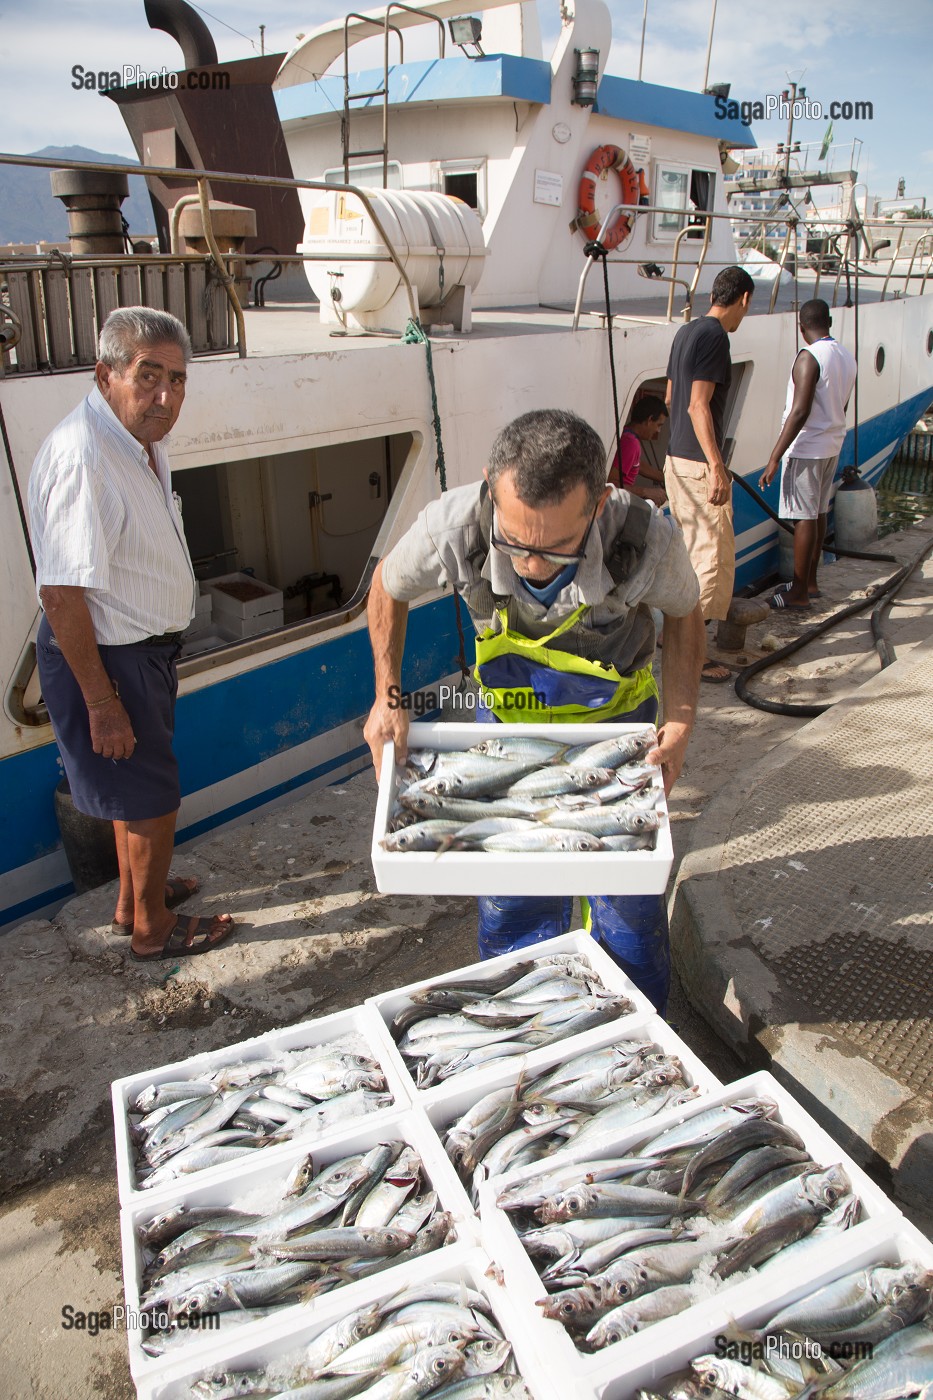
left=475, top=696, right=670, bottom=1014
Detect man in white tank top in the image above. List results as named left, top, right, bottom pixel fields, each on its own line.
left=759, top=299, right=857, bottom=610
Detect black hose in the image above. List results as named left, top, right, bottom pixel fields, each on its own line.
left=729, top=469, right=898, bottom=565
left=585, top=240, right=624, bottom=466
left=871, top=539, right=933, bottom=669
left=735, top=531, right=933, bottom=717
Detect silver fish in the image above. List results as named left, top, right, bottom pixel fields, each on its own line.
left=481, top=828, right=604, bottom=852
left=566, top=730, right=657, bottom=769
left=381, top=821, right=465, bottom=851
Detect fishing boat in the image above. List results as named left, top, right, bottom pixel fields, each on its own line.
left=2, top=0, right=932, bottom=929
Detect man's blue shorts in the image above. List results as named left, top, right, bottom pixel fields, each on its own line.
left=37, top=615, right=181, bottom=822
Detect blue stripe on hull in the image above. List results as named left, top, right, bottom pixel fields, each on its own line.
left=0, top=596, right=464, bottom=927
left=733, top=386, right=933, bottom=588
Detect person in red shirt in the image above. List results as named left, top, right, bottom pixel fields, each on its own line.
left=608, top=395, right=668, bottom=506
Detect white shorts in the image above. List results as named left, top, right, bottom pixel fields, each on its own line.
left=780, top=455, right=838, bottom=519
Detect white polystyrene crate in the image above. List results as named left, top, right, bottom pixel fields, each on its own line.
left=138, top=1246, right=558, bottom=1400
left=592, top=1222, right=933, bottom=1400
left=202, top=571, right=283, bottom=620
left=112, top=1004, right=412, bottom=1209
left=477, top=1069, right=903, bottom=1395
left=123, top=1109, right=469, bottom=1386
left=418, top=1014, right=722, bottom=1219
left=366, top=928, right=656, bottom=1104
left=372, top=722, right=673, bottom=895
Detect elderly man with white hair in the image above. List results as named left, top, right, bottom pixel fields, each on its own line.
left=28, top=307, right=236, bottom=960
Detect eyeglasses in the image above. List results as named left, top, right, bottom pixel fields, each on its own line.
left=490, top=498, right=599, bottom=567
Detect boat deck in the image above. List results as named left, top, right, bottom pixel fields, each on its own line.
left=211, top=269, right=893, bottom=360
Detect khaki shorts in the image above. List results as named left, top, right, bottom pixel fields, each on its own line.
left=665, top=455, right=735, bottom=622
left=780, top=455, right=838, bottom=519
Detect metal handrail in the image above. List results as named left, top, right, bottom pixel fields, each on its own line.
left=570, top=201, right=933, bottom=328
left=880, top=226, right=906, bottom=302
left=0, top=152, right=420, bottom=335
left=903, top=232, right=933, bottom=299
left=665, top=213, right=713, bottom=322
left=769, top=219, right=797, bottom=314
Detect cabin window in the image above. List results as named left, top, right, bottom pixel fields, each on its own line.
left=652, top=163, right=716, bottom=241
left=323, top=160, right=403, bottom=189
left=435, top=160, right=486, bottom=217
left=444, top=171, right=478, bottom=209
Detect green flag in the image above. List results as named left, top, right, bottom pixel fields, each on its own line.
left=819, top=120, right=834, bottom=161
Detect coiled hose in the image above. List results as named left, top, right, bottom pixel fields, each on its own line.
left=733, top=527, right=933, bottom=718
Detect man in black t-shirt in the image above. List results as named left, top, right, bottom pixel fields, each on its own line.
left=665, top=265, right=754, bottom=681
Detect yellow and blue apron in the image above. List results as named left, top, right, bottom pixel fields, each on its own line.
left=471, top=602, right=669, bottom=1012
left=473, top=603, right=659, bottom=724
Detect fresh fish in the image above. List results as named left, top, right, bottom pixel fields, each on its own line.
left=820, top=1319, right=933, bottom=1398
left=469, top=737, right=568, bottom=763
left=481, top=828, right=605, bottom=852
left=539, top=806, right=660, bottom=835
left=505, top=766, right=617, bottom=798
left=636, top=1099, right=780, bottom=1157
left=679, top=1117, right=807, bottom=1199
left=703, top=1145, right=813, bottom=1211
left=728, top=1163, right=851, bottom=1235
left=537, top=1182, right=702, bottom=1225
left=380, top=821, right=465, bottom=851
left=132, top=1080, right=216, bottom=1114
left=585, top=1285, right=697, bottom=1346
left=764, top=1263, right=933, bottom=1339
left=411, top=755, right=542, bottom=798
left=565, top=730, right=657, bottom=770
left=688, top=1356, right=795, bottom=1400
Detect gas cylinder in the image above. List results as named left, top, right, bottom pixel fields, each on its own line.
left=832, top=467, right=878, bottom=552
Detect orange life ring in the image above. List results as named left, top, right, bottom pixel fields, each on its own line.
left=576, top=146, right=646, bottom=250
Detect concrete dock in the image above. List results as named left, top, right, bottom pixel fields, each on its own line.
left=0, top=515, right=931, bottom=1399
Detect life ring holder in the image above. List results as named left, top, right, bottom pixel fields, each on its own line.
left=575, top=146, right=648, bottom=251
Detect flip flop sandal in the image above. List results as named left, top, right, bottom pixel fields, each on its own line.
left=768, top=592, right=811, bottom=612
left=130, top=914, right=236, bottom=962
left=700, top=660, right=732, bottom=684
left=111, top=876, right=200, bottom=936
left=777, top=582, right=821, bottom=599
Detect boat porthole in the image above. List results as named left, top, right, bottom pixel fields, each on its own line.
left=927, top=330, right=933, bottom=355
left=875, top=345, right=885, bottom=374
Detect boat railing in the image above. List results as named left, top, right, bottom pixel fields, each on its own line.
left=571, top=204, right=933, bottom=329
left=0, top=151, right=419, bottom=376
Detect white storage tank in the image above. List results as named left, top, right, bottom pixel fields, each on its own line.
left=299, top=188, right=485, bottom=333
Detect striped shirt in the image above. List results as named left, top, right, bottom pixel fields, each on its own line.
left=28, top=386, right=196, bottom=644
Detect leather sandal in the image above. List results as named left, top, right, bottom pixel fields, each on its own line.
left=111, top=876, right=200, bottom=936
left=130, top=914, right=236, bottom=961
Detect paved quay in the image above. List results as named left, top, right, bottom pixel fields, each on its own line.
left=671, top=629, right=933, bottom=1213
left=0, top=515, right=930, bottom=1398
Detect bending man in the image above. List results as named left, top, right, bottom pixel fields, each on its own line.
left=363, top=409, right=704, bottom=1012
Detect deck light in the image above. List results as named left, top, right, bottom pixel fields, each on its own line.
left=572, top=48, right=600, bottom=106
left=449, top=16, right=484, bottom=57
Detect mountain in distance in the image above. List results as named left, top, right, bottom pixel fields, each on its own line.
left=0, top=147, right=155, bottom=246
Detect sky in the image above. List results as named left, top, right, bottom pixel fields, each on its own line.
left=0, top=0, right=930, bottom=208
